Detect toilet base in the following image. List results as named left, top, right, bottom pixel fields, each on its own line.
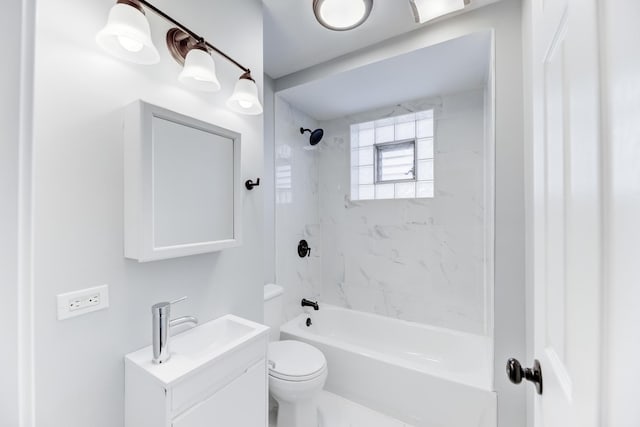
left=275, top=398, right=319, bottom=427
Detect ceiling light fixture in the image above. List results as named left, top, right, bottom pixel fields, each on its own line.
left=409, top=0, right=470, bottom=24
left=313, top=0, right=374, bottom=31
left=96, top=0, right=262, bottom=115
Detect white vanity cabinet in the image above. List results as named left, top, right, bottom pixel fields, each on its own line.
left=125, top=315, right=269, bottom=427
left=171, top=361, right=265, bottom=427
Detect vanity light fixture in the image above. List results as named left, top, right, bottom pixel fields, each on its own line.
left=409, top=0, right=470, bottom=24
left=313, top=0, right=374, bottom=31
left=226, top=71, right=263, bottom=115
left=176, top=41, right=221, bottom=92
left=96, top=0, right=262, bottom=114
left=96, top=0, right=160, bottom=64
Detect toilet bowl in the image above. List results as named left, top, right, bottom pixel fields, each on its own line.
left=268, top=340, right=327, bottom=427
left=264, top=284, right=327, bottom=427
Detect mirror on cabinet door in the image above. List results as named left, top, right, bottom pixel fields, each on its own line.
left=124, top=100, right=242, bottom=262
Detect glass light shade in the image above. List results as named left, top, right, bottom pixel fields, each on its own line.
left=178, top=48, right=221, bottom=92
left=96, top=3, right=160, bottom=65
left=226, top=77, right=263, bottom=115
left=409, top=0, right=466, bottom=24
left=313, top=0, right=373, bottom=31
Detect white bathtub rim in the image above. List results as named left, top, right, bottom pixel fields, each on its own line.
left=281, top=303, right=494, bottom=392
left=290, top=303, right=491, bottom=341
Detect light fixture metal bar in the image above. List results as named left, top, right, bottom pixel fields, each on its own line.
left=137, top=0, right=250, bottom=73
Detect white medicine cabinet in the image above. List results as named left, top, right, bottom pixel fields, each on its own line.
left=124, top=101, right=242, bottom=262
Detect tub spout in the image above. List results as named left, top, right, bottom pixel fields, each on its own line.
left=301, top=298, right=319, bottom=310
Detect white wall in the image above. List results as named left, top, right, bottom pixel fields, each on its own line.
left=317, top=90, right=489, bottom=334
left=273, top=96, right=322, bottom=319
left=273, top=2, right=525, bottom=426
left=601, top=0, right=640, bottom=425
left=31, top=1, right=263, bottom=426
left=0, top=1, right=25, bottom=425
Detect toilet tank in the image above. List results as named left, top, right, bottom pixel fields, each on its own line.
left=263, top=284, right=284, bottom=341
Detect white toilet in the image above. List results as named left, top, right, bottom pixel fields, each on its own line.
left=264, top=284, right=328, bottom=427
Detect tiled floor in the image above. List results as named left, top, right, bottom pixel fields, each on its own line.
left=269, top=391, right=413, bottom=427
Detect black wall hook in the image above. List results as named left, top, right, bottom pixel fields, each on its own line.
left=245, top=178, right=260, bottom=190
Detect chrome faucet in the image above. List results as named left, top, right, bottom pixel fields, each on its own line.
left=151, top=296, right=198, bottom=364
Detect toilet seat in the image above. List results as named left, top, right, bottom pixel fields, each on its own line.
left=268, top=340, right=327, bottom=382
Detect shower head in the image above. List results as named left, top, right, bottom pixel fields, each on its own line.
left=300, top=127, right=324, bottom=146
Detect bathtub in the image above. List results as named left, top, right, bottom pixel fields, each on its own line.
left=280, top=304, right=496, bottom=427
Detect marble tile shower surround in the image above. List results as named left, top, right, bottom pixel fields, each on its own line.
left=318, top=90, right=488, bottom=334
left=274, top=97, right=323, bottom=320
left=275, top=89, right=489, bottom=335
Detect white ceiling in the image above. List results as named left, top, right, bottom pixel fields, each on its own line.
left=278, top=31, right=491, bottom=121
left=263, top=0, right=500, bottom=79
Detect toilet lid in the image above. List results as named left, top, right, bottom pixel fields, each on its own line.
left=268, top=340, right=326, bottom=381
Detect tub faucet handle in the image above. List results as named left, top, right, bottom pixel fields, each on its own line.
left=298, top=240, right=311, bottom=258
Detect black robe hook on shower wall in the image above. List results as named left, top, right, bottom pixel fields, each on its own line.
left=245, top=178, right=260, bottom=190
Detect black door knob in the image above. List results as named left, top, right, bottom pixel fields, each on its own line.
left=506, top=358, right=543, bottom=395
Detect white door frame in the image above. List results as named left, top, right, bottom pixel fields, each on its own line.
left=599, top=1, right=640, bottom=425
left=0, top=0, right=36, bottom=425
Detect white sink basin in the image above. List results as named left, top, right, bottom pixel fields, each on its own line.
left=172, top=317, right=256, bottom=359
left=125, top=314, right=269, bottom=385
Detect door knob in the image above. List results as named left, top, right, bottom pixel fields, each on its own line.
left=506, top=358, right=543, bottom=395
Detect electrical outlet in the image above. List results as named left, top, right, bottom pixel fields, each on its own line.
left=57, top=285, right=109, bottom=320
left=68, top=292, right=100, bottom=311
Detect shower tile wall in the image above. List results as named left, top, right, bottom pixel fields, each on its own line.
left=275, top=89, right=489, bottom=334
left=318, top=90, right=488, bottom=334
left=274, top=97, right=323, bottom=319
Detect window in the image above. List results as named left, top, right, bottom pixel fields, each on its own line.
left=375, top=140, right=416, bottom=183
left=350, top=110, right=434, bottom=200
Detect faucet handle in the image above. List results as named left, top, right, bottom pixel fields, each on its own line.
left=170, top=296, right=187, bottom=305
left=152, top=296, right=187, bottom=316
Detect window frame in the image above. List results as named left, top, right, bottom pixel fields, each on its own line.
left=349, top=108, right=435, bottom=201
left=373, top=138, right=418, bottom=185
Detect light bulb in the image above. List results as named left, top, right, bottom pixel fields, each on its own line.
left=238, top=100, right=253, bottom=109
left=118, top=35, right=144, bottom=52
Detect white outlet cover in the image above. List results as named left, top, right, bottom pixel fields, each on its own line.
left=57, top=285, right=109, bottom=320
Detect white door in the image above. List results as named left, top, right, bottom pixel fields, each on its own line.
left=522, top=0, right=602, bottom=426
